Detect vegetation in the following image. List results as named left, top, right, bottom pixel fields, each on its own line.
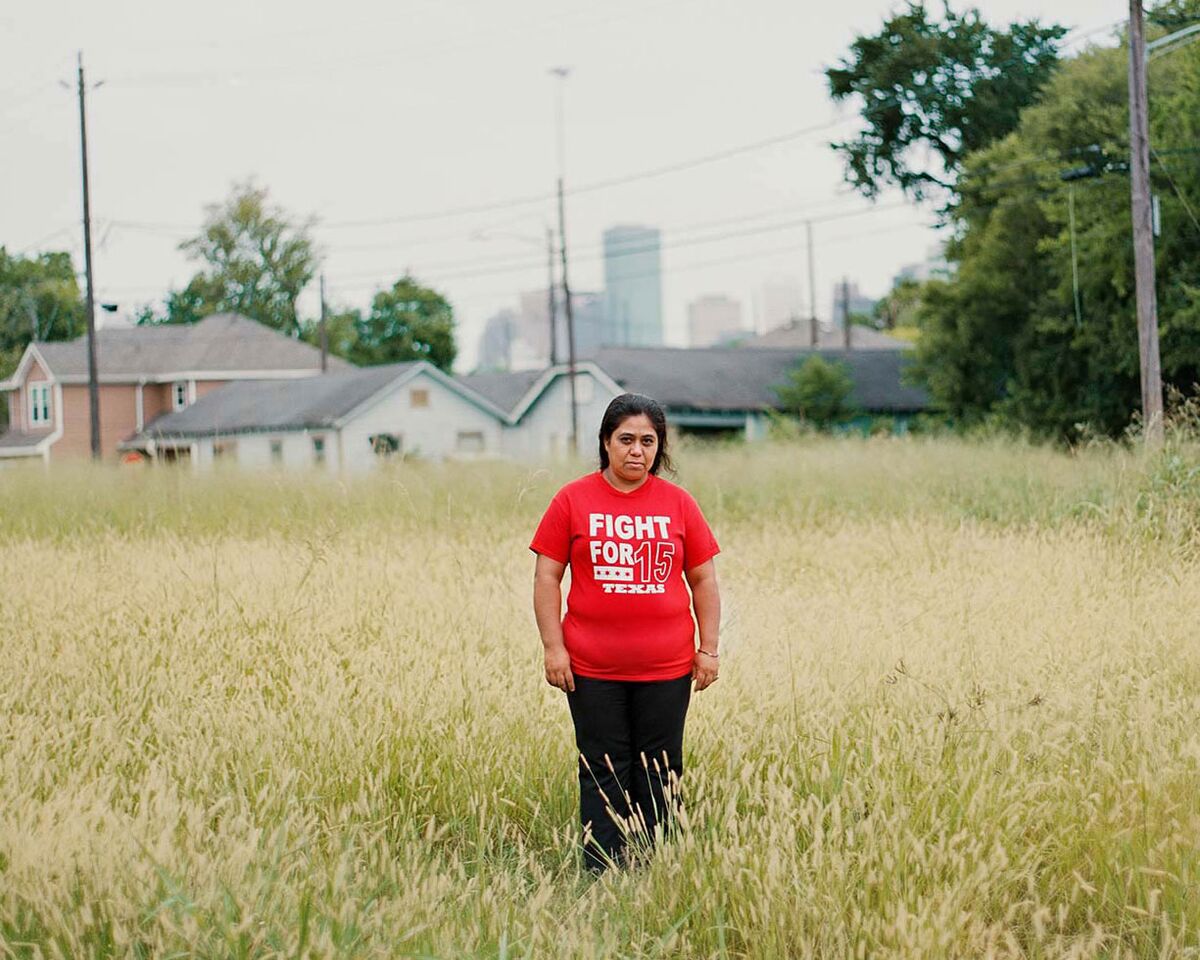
left=826, top=2, right=1066, bottom=201
left=1, top=433, right=1198, bottom=958
left=774, top=354, right=857, bottom=426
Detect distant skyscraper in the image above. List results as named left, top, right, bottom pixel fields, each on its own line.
left=754, top=275, right=805, bottom=334
left=603, top=225, right=662, bottom=346
left=476, top=308, right=517, bottom=370
left=687, top=294, right=744, bottom=348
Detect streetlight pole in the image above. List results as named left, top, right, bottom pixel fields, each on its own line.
left=549, top=65, right=579, bottom=457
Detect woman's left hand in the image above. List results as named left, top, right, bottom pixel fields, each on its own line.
left=692, top=650, right=719, bottom=691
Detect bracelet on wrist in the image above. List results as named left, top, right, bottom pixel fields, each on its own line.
left=697, top=649, right=719, bottom=659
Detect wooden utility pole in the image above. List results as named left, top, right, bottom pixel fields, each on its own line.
left=841, top=277, right=852, bottom=351
left=806, top=220, right=818, bottom=348
left=546, top=226, right=558, bottom=365
left=1128, top=0, right=1164, bottom=442
left=319, top=273, right=329, bottom=373
left=76, top=52, right=101, bottom=460
left=558, top=177, right=579, bottom=455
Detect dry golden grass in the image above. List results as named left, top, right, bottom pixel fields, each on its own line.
left=1, top=435, right=1198, bottom=958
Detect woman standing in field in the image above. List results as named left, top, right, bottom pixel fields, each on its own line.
left=530, top=393, right=722, bottom=872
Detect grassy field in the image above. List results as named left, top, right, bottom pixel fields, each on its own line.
left=1, top=435, right=1199, bottom=959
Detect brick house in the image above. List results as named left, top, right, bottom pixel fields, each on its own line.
left=0, top=313, right=348, bottom=463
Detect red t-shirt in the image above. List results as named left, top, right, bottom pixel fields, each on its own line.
left=529, top=470, right=720, bottom=681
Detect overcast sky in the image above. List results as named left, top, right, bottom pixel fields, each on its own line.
left=3, top=0, right=1126, bottom=369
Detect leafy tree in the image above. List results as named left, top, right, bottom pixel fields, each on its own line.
left=144, top=181, right=317, bottom=335
left=914, top=30, right=1200, bottom=438
left=875, top=277, right=924, bottom=330
left=299, top=305, right=362, bottom=363
left=826, top=2, right=1066, bottom=201
left=352, top=276, right=457, bottom=371
left=0, top=249, right=85, bottom=427
left=774, top=355, right=857, bottom=426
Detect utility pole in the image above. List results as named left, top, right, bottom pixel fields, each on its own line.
left=841, top=277, right=852, bottom=351
left=319, top=273, right=329, bottom=373
left=546, top=226, right=558, bottom=365
left=806, top=220, right=818, bottom=348
left=76, top=51, right=101, bottom=460
left=550, top=65, right=578, bottom=456
left=1128, top=0, right=1164, bottom=442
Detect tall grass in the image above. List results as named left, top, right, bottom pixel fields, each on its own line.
left=1, top=435, right=1198, bottom=958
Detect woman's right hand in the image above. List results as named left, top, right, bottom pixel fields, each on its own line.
left=544, top=644, right=575, bottom=693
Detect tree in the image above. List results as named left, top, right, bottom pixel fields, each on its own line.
left=144, top=182, right=317, bottom=334
left=0, top=249, right=85, bottom=427
left=914, top=31, right=1200, bottom=438
left=774, top=355, right=857, bottom=426
left=826, top=2, right=1066, bottom=201
left=874, top=276, right=924, bottom=330
left=352, top=276, right=457, bottom=371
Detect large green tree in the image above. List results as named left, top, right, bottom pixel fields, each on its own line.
left=351, top=276, right=457, bottom=371
left=774, top=355, right=857, bottom=426
left=827, top=2, right=1066, bottom=201
left=144, top=182, right=317, bottom=335
left=0, top=249, right=85, bottom=427
left=914, top=27, right=1200, bottom=438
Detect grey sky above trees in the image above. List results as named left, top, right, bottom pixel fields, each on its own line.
left=3, top=0, right=1123, bottom=368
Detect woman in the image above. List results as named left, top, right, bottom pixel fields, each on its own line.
left=530, top=393, right=721, bottom=872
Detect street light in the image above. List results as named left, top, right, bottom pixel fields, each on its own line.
left=548, top=65, right=578, bottom=456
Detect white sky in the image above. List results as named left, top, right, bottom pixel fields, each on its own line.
left=2, top=0, right=1125, bottom=370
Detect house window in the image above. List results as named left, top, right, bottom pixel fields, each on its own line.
left=456, top=431, right=485, bottom=453
left=212, top=439, right=237, bottom=460
left=312, top=435, right=326, bottom=464
left=269, top=439, right=283, bottom=464
left=173, top=381, right=188, bottom=411
left=370, top=433, right=401, bottom=456
left=410, top=388, right=429, bottom=408
left=29, top=383, right=51, bottom=426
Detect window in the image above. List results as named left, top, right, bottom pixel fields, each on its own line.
left=312, top=435, right=326, bottom=464
left=173, top=381, right=188, bottom=411
left=269, top=439, right=283, bottom=464
left=370, top=433, right=402, bottom=456
left=29, top=383, right=51, bottom=427
left=410, top=388, right=429, bottom=408
left=456, top=431, right=485, bottom=453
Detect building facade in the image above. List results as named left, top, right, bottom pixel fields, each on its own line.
left=687, top=294, right=745, bottom=348
left=602, top=225, right=662, bottom=347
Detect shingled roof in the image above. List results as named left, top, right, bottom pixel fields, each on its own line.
left=455, top=369, right=545, bottom=417
left=29, top=313, right=350, bottom=382
left=136, top=364, right=420, bottom=438
left=589, top=346, right=928, bottom=413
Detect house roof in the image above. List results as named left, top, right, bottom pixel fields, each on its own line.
left=588, top=346, right=929, bottom=413
left=137, top=363, right=420, bottom=438
left=455, top=369, right=549, bottom=416
left=25, top=313, right=350, bottom=382
left=739, top=321, right=910, bottom=350
left=0, top=428, right=53, bottom=456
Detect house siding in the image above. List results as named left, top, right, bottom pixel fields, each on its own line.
left=503, top=371, right=619, bottom=461
left=52, top=384, right=140, bottom=460
left=339, top=370, right=502, bottom=469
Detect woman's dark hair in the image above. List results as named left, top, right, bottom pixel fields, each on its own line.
left=598, top=393, right=674, bottom=475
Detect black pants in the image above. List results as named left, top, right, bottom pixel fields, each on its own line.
left=565, top=673, right=692, bottom=871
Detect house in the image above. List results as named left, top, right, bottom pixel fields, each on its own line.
left=0, top=313, right=348, bottom=463
left=589, top=346, right=929, bottom=438
left=123, top=361, right=623, bottom=470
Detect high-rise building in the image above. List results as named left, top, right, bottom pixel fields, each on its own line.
left=603, top=225, right=662, bottom=346
left=687, top=294, right=744, bottom=348
left=754, top=275, right=805, bottom=334
left=476, top=308, right=517, bottom=370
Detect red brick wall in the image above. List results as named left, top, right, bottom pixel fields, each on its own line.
left=141, top=383, right=171, bottom=427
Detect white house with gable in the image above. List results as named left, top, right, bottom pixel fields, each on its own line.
left=124, top=360, right=622, bottom=471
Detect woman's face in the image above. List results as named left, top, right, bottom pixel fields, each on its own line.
left=603, top=413, right=659, bottom=483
